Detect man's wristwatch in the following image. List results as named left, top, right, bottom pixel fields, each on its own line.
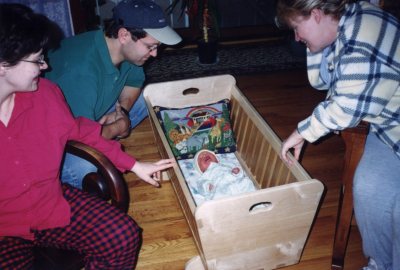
left=120, top=106, right=131, bottom=129
left=115, top=106, right=131, bottom=140
left=120, top=106, right=130, bottom=117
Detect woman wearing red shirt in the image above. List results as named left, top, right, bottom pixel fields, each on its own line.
left=0, top=4, right=174, bottom=269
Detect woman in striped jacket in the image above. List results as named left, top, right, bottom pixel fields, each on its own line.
left=277, top=0, right=399, bottom=269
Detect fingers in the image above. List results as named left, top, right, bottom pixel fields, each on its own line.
left=150, top=171, right=162, bottom=187
left=155, top=158, right=176, bottom=166
left=294, top=147, right=301, bottom=161
left=153, top=159, right=176, bottom=172
left=149, top=159, right=175, bottom=185
left=152, top=171, right=161, bottom=181
left=280, top=145, right=293, bottom=166
left=113, top=104, right=126, bottom=122
left=142, top=175, right=161, bottom=187
left=280, top=142, right=287, bottom=160
left=281, top=140, right=298, bottom=166
left=131, top=159, right=175, bottom=188
left=115, top=109, right=124, bottom=120
left=115, top=102, right=122, bottom=112
left=279, top=128, right=306, bottom=166
left=98, top=115, right=107, bottom=125
left=99, top=112, right=119, bottom=125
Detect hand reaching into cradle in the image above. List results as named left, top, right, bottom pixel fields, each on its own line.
left=131, top=159, right=176, bottom=187
left=280, top=129, right=305, bottom=166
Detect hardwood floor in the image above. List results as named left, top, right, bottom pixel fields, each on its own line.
left=120, top=69, right=368, bottom=270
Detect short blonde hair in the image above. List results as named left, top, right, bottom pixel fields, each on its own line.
left=276, top=0, right=352, bottom=28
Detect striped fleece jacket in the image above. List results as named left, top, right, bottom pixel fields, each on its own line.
left=298, top=0, right=400, bottom=158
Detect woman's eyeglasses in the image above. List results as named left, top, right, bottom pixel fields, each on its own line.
left=21, top=55, right=46, bottom=66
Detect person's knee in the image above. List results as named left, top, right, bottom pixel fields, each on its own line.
left=353, top=158, right=380, bottom=200
left=61, top=154, right=97, bottom=189
left=104, top=212, right=142, bottom=253
left=0, top=237, right=34, bottom=269
left=353, top=173, right=373, bottom=201
left=129, top=95, right=148, bottom=129
left=119, top=216, right=142, bottom=251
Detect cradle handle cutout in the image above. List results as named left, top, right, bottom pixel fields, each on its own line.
left=249, top=201, right=273, bottom=214
left=182, top=87, right=200, bottom=96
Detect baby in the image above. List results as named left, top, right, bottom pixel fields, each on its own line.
left=195, top=149, right=240, bottom=173
left=192, top=150, right=256, bottom=201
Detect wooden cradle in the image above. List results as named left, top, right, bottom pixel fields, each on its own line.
left=143, top=75, right=324, bottom=270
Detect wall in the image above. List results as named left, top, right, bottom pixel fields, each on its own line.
left=97, top=0, right=188, bottom=28
left=97, top=0, right=277, bottom=29
left=216, top=0, right=276, bottom=28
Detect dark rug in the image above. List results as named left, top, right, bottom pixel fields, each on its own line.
left=144, top=40, right=306, bottom=83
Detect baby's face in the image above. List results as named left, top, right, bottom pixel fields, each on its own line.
left=197, top=152, right=218, bottom=172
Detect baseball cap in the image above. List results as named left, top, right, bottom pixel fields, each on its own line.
left=113, top=0, right=182, bottom=45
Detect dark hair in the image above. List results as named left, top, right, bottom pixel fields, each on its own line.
left=103, top=18, right=147, bottom=41
left=276, top=0, right=355, bottom=28
left=0, top=3, right=61, bottom=67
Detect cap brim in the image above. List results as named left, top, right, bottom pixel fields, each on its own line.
left=144, top=26, right=182, bottom=45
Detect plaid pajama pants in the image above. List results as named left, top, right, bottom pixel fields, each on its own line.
left=0, top=185, right=142, bottom=270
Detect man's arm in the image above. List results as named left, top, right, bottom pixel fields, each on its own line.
left=118, top=85, right=141, bottom=112
left=99, top=86, right=141, bottom=139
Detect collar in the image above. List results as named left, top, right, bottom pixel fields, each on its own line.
left=94, top=30, right=119, bottom=75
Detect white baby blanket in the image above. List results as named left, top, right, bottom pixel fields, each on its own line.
left=178, top=153, right=257, bottom=205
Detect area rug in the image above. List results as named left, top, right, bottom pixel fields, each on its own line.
left=144, top=40, right=306, bottom=83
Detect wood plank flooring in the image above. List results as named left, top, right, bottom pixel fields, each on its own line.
left=119, top=69, right=368, bottom=270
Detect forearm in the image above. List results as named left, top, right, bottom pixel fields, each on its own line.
left=118, top=86, right=141, bottom=111
left=70, top=117, right=136, bottom=172
left=298, top=91, right=368, bottom=143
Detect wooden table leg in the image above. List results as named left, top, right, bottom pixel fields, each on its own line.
left=331, top=123, right=368, bottom=270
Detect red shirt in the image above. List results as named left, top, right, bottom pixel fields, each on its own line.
left=0, top=78, right=135, bottom=240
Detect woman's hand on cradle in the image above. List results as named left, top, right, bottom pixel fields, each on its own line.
left=131, top=159, right=176, bottom=187
left=280, top=129, right=305, bottom=166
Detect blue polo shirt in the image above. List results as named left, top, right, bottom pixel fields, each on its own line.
left=45, top=30, right=145, bottom=121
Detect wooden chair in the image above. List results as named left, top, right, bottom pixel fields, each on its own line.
left=33, top=140, right=130, bottom=270
left=331, top=122, right=369, bottom=270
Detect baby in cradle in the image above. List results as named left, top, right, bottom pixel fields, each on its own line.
left=193, top=150, right=256, bottom=201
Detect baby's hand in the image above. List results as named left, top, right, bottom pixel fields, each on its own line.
left=231, top=167, right=240, bottom=175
